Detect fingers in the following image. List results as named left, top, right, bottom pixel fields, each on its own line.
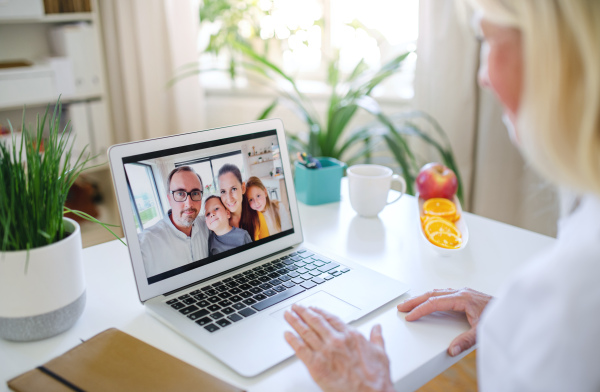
left=397, top=289, right=457, bottom=312
left=284, top=331, right=312, bottom=363
left=292, top=305, right=337, bottom=340
left=309, top=306, right=347, bottom=333
left=369, top=324, right=385, bottom=349
left=448, top=328, right=477, bottom=357
left=404, top=295, right=466, bottom=321
left=284, top=309, right=322, bottom=350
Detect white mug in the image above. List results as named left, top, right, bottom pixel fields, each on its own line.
left=347, top=164, right=406, bottom=217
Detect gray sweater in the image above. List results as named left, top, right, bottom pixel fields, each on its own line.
left=208, top=226, right=252, bottom=256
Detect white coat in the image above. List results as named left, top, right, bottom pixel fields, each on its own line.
left=478, top=195, right=600, bottom=391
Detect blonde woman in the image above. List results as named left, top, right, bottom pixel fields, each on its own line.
left=283, top=1, right=600, bottom=391
left=245, top=176, right=292, bottom=235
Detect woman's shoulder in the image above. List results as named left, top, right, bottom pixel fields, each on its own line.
left=511, top=197, right=600, bottom=301
left=478, top=218, right=600, bottom=390
left=481, top=195, right=600, bottom=333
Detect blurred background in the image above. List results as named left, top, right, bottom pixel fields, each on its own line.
left=0, top=0, right=559, bottom=248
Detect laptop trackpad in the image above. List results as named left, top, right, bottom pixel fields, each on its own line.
left=270, top=291, right=360, bottom=323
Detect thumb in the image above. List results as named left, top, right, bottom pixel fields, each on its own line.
left=370, top=324, right=385, bottom=349
left=448, top=327, right=477, bottom=357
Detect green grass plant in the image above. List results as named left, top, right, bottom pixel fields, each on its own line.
left=0, top=99, right=123, bottom=254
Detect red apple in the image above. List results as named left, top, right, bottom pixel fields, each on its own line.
left=416, top=162, right=458, bottom=200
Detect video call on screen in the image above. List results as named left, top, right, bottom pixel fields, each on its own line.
left=122, top=130, right=294, bottom=284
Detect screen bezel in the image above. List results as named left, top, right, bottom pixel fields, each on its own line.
left=108, top=119, right=304, bottom=302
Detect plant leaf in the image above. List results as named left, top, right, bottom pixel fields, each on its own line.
left=258, top=99, right=279, bottom=120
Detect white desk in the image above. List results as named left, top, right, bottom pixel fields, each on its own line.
left=0, top=183, right=555, bottom=391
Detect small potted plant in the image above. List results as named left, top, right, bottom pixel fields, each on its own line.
left=0, top=99, right=123, bottom=341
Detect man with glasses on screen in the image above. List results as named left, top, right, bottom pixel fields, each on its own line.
left=138, top=166, right=210, bottom=277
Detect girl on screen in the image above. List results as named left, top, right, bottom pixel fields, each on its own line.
left=246, top=176, right=292, bottom=235
left=217, top=164, right=269, bottom=241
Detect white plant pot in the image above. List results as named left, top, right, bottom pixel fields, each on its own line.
left=0, top=218, right=86, bottom=341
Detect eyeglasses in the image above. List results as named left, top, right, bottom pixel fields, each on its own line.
left=170, top=190, right=203, bottom=202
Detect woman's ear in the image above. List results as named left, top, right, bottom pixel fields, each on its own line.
left=241, top=182, right=246, bottom=194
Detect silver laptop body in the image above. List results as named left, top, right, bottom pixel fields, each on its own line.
left=108, top=119, right=409, bottom=377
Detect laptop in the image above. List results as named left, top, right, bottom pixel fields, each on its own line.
left=108, top=118, right=409, bottom=377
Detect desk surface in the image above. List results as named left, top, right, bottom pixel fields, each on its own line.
left=0, top=183, right=554, bottom=391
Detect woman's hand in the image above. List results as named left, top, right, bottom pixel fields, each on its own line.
left=284, top=304, right=394, bottom=392
left=397, top=288, right=492, bottom=357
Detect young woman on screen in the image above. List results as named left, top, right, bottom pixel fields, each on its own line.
left=218, top=164, right=269, bottom=241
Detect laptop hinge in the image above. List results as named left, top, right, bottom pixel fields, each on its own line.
left=162, top=246, right=296, bottom=297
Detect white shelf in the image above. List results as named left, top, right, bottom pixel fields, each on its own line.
left=0, top=94, right=104, bottom=110
left=252, top=158, right=275, bottom=165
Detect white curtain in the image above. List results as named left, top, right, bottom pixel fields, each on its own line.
left=97, top=0, right=206, bottom=143
left=414, top=0, right=559, bottom=237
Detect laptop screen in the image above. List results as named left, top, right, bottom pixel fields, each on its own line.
left=121, top=129, right=295, bottom=285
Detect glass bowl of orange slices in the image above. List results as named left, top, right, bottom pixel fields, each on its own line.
left=417, top=195, right=469, bottom=256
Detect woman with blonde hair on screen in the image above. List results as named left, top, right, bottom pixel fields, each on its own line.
left=245, top=176, right=292, bottom=235
left=282, top=1, right=600, bottom=391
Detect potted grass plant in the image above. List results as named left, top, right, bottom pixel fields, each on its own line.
left=0, top=100, right=123, bottom=341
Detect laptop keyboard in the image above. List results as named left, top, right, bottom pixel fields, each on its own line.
left=165, top=249, right=351, bottom=333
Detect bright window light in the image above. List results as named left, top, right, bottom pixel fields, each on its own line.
left=198, top=0, right=418, bottom=92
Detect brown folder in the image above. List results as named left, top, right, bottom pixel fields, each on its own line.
left=8, top=328, right=245, bottom=392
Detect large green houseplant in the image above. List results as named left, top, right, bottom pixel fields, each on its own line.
left=0, top=100, right=122, bottom=341
left=173, top=0, right=463, bottom=200
left=175, top=47, right=463, bottom=201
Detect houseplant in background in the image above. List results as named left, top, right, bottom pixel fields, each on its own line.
left=173, top=0, right=463, bottom=201
left=175, top=49, right=464, bottom=202
left=0, top=99, right=123, bottom=341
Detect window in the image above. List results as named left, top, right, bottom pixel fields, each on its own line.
left=329, top=0, right=418, bottom=73
left=198, top=0, right=418, bottom=93
left=177, top=151, right=245, bottom=197
left=125, top=163, right=164, bottom=232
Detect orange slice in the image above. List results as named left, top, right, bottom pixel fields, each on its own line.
left=423, top=198, right=457, bottom=221
left=428, top=232, right=462, bottom=249
left=423, top=217, right=461, bottom=239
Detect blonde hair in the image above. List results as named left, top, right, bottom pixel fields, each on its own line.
left=246, top=176, right=281, bottom=232
left=466, top=0, right=600, bottom=196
